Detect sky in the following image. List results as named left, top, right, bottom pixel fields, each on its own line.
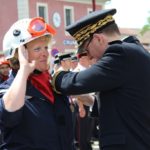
left=104, top=0, right=150, bottom=29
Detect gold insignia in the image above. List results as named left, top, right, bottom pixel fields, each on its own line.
left=73, top=15, right=114, bottom=47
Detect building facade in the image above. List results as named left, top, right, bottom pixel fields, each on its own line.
left=0, top=0, right=108, bottom=56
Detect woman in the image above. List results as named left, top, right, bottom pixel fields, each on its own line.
left=0, top=17, right=73, bottom=150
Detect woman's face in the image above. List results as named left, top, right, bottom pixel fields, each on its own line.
left=26, top=36, right=50, bottom=72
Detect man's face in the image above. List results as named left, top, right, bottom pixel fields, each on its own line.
left=61, top=59, right=72, bottom=70
left=81, top=33, right=107, bottom=60
left=71, top=61, right=78, bottom=70
left=79, top=55, right=91, bottom=68
left=0, top=64, right=10, bottom=76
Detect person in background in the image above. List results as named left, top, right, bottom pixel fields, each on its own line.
left=70, top=53, right=78, bottom=71
left=0, top=57, right=11, bottom=83
left=0, top=17, right=73, bottom=150
left=73, top=51, right=95, bottom=150
left=0, top=56, right=11, bottom=146
left=73, top=51, right=94, bottom=118
left=57, top=52, right=73, bottom=71
left=52, top=8, right=150, bottom=150
left=51, top=54, right=61, bottom=75
left=57, top=52, right=79, bottom=150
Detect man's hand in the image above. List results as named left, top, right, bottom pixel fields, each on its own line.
left=74, top=94, right=95, bottom=106
left=78, top=101, right=86, bottom=118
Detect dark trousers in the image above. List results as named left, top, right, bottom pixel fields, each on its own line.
left=101, top=145, right=126, bottom=150
left=78, top=106, right=93, bottom=150
left=71, top=104, right=79, bottom=150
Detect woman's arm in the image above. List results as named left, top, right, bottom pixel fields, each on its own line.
left=3, top=46, right=36, bottom=112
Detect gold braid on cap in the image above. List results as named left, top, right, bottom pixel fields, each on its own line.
left=73, top=15, right=114, bottom=47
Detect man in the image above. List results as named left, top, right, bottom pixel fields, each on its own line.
left=52, top=8, right=150, bottom=150
left=70, top=54, right=78, bottom=71
left=51, top=54, right=61, bottom=75
left=58, top=52, right=73, bottom=71
left=73, top=51, right=95, bottom=150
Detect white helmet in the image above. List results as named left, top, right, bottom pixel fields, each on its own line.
left=3, top=17, right=56, bottom=59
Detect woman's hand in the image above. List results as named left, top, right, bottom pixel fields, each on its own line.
left=2, top=45, right=36, bottom=112
left=18, top=45, right=36, bottom=76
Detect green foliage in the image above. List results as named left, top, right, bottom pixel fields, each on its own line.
left=140, top=16, right=150, bottom=35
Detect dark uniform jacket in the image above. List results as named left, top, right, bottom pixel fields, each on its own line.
left=0, top=71, right=73, bottom=150
left=54, top=38, right=150, bottom=150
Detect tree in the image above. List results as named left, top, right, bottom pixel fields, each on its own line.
left=140, top=14, right=150, bottom=35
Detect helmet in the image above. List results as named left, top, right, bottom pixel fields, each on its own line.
left=0, top=57, right=10, bottom=66
left=3, top=17, right=56, bottom=59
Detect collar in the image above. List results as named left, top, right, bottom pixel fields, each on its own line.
left=108, top=40, right=122, bottom=45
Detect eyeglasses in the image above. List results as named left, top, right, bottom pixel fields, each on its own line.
left=28, top=17, right=56, bottom=37
left=80, top=35, right=93, bottom=53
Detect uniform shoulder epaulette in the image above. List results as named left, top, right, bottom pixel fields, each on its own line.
left=51, top=70, right=62, bottom=94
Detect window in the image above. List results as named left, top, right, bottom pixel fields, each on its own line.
left=37, top=3, right=48, bottom=22
left=64, top=6, right=74, bottom=27
left=17, top=0, right=29, bottom=19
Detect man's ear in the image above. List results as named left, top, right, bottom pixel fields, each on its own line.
left=93, top=33, right=104, bottom=44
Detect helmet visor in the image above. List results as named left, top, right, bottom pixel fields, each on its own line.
left=28, top=17, right=56, bottom=37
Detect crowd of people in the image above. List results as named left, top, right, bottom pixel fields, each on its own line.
left=0, top=7, right=150, bottom=150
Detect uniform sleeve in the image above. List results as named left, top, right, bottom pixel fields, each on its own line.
left=53, top=45, right=128, bottom=95
left=0, top=98, right=23, bottom=128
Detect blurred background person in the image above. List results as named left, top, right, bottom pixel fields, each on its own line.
left=57, top=52, right=73, bottom=71
left=51, top=54, right=61, bottom=75
left=70, top=53, right=78, bottom=71
left=73, top=51, right=95, bottom=150
left=0, top=57, right=11, bottom=83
